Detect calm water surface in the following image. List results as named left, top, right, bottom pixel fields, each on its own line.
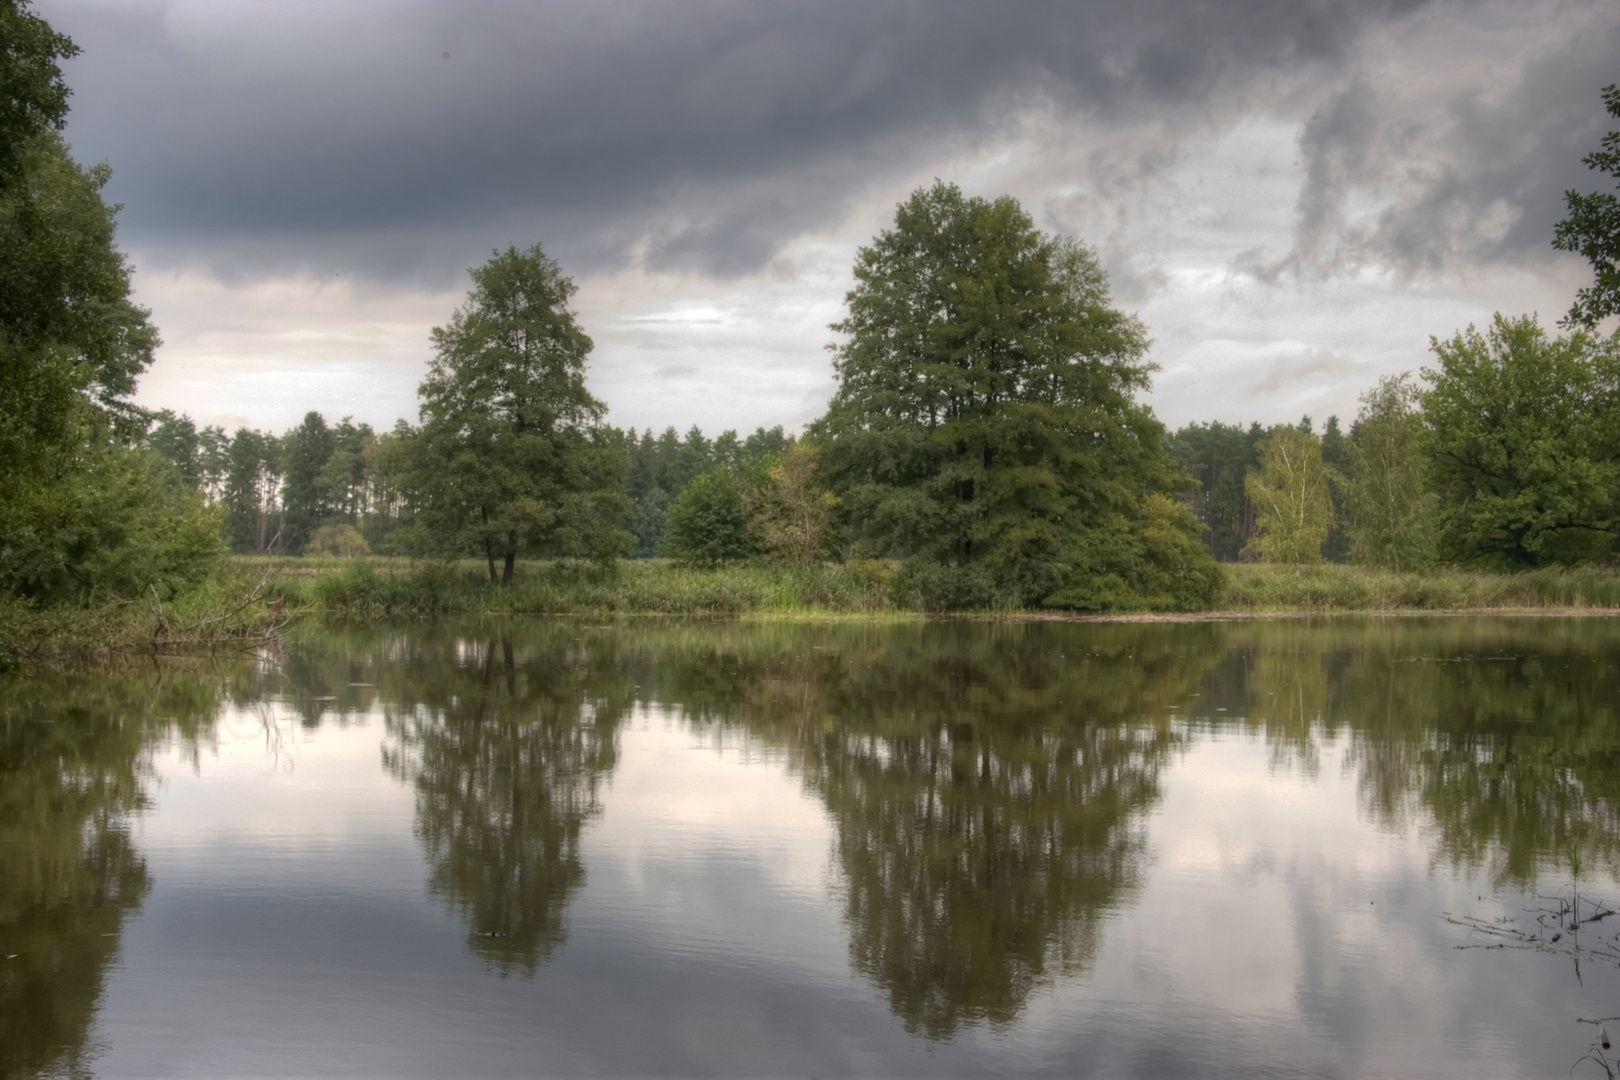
left=6, top=617, right=1620, bottom=1077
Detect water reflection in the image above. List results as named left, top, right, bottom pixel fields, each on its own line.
left=10, top=616, right=1620, bottom=1073
left=377, top=634, right=636, bottom=976
left=0, top=665, right=225, bottom=1079
left=1185, top=620, right=1620, bottom=887
left=629, top=622, right=1227, bottom=1036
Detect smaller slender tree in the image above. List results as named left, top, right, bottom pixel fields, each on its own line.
left=412, top=244, right=628, bottom=583
left=1343, top=374, right=1434, bottom=571
left=747, top=442, right=838, bottom=566
left=1244, top=426, right=1336, bottom=565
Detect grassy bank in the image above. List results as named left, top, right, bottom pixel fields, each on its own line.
left=260, top=557, right=903, bottom=618
left=7, top=559, right=1618, bottom=667
left=1216, top=563, right=1620, bottom=612
left=245, top=556, right=1620, bottom=619
left=0, top=574, right=289, bottom=667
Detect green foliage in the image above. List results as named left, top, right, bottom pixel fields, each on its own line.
left=221, top=427, right=276, bottom=553
left=621, top=423, right=789, bottom=556
left=0, top=4, right=230, bottom=610
left=661, top=466, right=762, bottom=566
left=410, top=244, right=630, bottom=583
left=747, top=441, right=840, bottom=566
left=1244, top=425, right=1337, bottom=565
left=1554, top=84, right=1620, bottom=329
left=1218, top=561, right=1620, bottom=611
left=1422, top=314, right=1620, bottom=569
left=0, top=132, right=156, bottom=450
left=279, top=410, right=333, bottom=552
left=0, top=446, right=225, bottom=603
left=817, top=181, right=1216, bottom=610
left=1319, top=415, right=1352, bottom=562
left=1164, top=420, right=1264, bottom=560
left=0, top=0, right=76, bottom=177
left=1343, top=374, right=1435, bottom=571
left=305, top=523, right=370, bottom=557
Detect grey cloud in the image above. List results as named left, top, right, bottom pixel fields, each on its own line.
left=1249, top=8, right=1620, bottom=284
left=1246, top=351, right=1375, bottom=395
left=47, top=0, right=1446, bottom=286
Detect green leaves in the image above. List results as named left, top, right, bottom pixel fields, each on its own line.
left=412, top=244, right=629, bottom=581
left=1244, top=426, right=1338, bottom=566
left=1422, top=314, right=1620, bottom=569
left=818, top=181, right=1216, bottom=610
left=1554, top=84, right=1620, bottom=330
left=1342, top=375, right=1434, bottom=572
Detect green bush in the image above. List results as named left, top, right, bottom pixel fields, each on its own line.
left=662, top=468, right=760, bottom=566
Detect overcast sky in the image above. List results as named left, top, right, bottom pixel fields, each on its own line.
left=42, top=0, right=1620, bottom=437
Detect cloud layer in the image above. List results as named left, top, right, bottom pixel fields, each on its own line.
left=39, top=0, right=1620, bottom=433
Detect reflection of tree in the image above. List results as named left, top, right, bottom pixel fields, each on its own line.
left=0, top=667, right=222, bottom=1079
left=378, top=633, right=634, bottom=976
left=651, top=622, right=1223, bottom=1037
left=1213, top=619, right=1620, bottom=888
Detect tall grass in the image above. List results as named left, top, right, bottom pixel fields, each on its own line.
left=245, top=555, right=1620, bottom=621
left=271, top=557, right=903, bottom=618
left=1217, top=563, right=1620, bottom=612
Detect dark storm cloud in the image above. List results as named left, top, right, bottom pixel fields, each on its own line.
left=1251, top=10, right=1620, bottom=283
left=47, top=0, right=1444, bottom=285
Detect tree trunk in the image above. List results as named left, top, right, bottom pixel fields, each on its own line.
left=502, top=532, right=516, bottom=587
left=484, top=538, right=497, bottom=583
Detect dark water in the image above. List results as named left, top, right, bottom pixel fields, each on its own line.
left=7, top=617, right=1620, bottom=1077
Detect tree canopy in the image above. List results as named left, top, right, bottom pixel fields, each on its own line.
left=1343, top=375, right=1434, bottom=572
left=1244, top=425, right=1336, bottom=565
left=0, top=0, right=220, bottom=604
left=815, top=181, right=1218, bottom=610
left=1422, top=314, right=1620, bottom=569
left=410, top=244, right=629, bottom=582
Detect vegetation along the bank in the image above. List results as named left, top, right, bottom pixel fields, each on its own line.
left=3, top=0, right=1620, bottom=662
left=245, top=557, right=1620, bottom=619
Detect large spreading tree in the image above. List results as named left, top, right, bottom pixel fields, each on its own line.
left=410, top=244, right=629, bottom=583
left=1422, top=314, right=1620, bottom=569
left=814, top=182, right=1218, bottom=610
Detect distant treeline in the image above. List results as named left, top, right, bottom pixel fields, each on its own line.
left=143, top=411, right=792, bottom=560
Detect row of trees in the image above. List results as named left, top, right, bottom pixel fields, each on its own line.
left=149, top=401, right=804, bottom=563
left=143, top=183, right=1225, bottom=609
left=1166, top=314, right=1620, bottom=572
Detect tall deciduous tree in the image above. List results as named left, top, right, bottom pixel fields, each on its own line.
left=0, top=1, right=221, bottom=602
left=1554, top=84, right=1620, bottom=329
left=412, top=244, right=629, bottom=583
left=815, top=182, right=1218, bottom=611
left=1244, top=426, right=1336, bottom=565
left=1422, top=314, right=1620, bottom=568
left=1343, top=374, right=1434, bottom=571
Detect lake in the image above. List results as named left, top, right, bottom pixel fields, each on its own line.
left=6, top=616, right=1620, bottom=1077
